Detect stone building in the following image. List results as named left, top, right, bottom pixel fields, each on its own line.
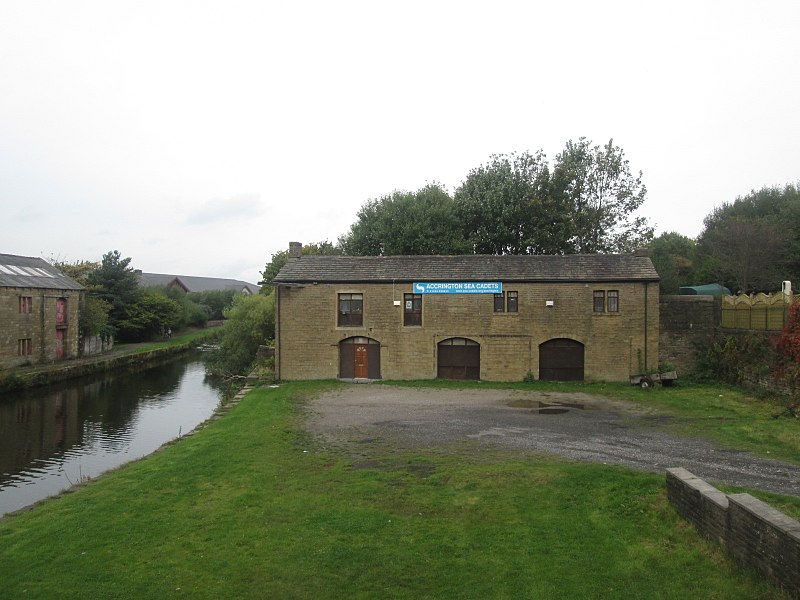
left=273, top=244, right=659, bottom=382
left=0, top=254, right=83, bottom=368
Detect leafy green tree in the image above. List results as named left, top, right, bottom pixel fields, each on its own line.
left=260, top=240, right=342, bottom=285
left=648, top=232, right=698, bottom=294
left=117, top=289, right=181, bottom=342
left=52, top=259, right=114, bottom=342
left=80, top=296, right=112, bottom=339
left=86, top=250, right=142, bottom=331
left=340, top=184, right=470, bottom=256
left=52, top=259, right=99, bottom=286
left=551, top=138, right=653, bottom=253
left=189, top=289, right=237, bottom=320
left=697, top=183, right=799, bottom=292
left=454, top=152, right=570, bottom=254
left=160, top=286, right=208, bottom=329
left=206, top=292, right=275, bottom=376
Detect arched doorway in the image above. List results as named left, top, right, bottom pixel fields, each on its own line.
left=539, top=338, right=584, bottom=381
left=339, top=337, right=381, bottom=379
left=437, top=337, right=480, bottom=380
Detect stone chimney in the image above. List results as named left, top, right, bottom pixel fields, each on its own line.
left=633, top=248, right=650, bottom=257
left=289, top=242, right=302, bottom=258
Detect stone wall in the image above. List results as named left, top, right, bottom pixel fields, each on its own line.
left=82, top=334, right=114, bottom=357
left=667, top=468, right=800, bottom=598
left=0, top=287, right=81, bottom=368
left=277, top=280, right=659, bottom=382
left=659, top=295, right=720, bottom=374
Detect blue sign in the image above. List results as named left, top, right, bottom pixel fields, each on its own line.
left=413, top=282, right=502, bottom=294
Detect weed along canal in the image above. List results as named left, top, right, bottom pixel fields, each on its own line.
left=0, top=353, right=224, bottom=517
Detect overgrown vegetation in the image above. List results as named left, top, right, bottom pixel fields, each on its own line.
left=0, top=382, right=792, bottom=599
left=205, top=292, right=275, bottom=377
left=188, top=289, right=237, bottom=320
left=692, top=304, right=800, bottom=406
left=56, top=251, right=248, bottom=344
left=693, top=333, right=775, bottom=386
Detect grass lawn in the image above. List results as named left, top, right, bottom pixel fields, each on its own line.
left=0, top=381, right=795, bottom=599
left=113, top=327, right=220, bottom=355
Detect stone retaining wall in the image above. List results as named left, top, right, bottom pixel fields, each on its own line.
left=667, top=467, right=800, bottom=598
left=659, top=295, right=720, bottom=374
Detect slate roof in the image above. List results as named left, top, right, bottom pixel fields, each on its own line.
left=273, top=254, right=659, bottom=284
left=138, top=272, right=178, bottom=288
left=138, top=272, right=260, bottom=294
left=0, top=253, right=84, bottom=290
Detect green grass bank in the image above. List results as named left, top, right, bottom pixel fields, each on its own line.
left=0, top=381, right=796, bottom=599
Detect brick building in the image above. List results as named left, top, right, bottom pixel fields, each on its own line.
left=0, top=254, right=83, bottom=368
left=273, top=245, right=659, bottom=382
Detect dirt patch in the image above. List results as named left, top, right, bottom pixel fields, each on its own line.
left=305, top=384, right=800, bottom=498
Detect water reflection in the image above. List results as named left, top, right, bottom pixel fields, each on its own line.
left=0, top=355, right=224, bottom=517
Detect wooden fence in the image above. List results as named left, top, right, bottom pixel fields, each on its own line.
left=721, top=293, right=797, bottom=331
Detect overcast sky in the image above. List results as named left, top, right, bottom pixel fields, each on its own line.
left=1, top=1, right=798, bottom=284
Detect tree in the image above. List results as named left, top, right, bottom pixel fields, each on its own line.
left=52, top=259, right=99, bottom=286
left=454, top=152, right=571, bottom=255
left=206, top=292, right=275, bottom=376
left=698, top=216, right=789, bottom=293
left=551, top=138, right=653, bottom=253
left=116, top=289, right=181, bottom=342
left=189, top=289, right=238, bottom=320
left=86, top=250, right=142, bottom=330
left=339, top=184, right=470, bottom=256
left=160, top=286, right=208, bottom=329
left=52, top=259, right=114, bottom=341
left=260, top=240, right=342, bottom=285
left=80, top=296, right=112, bottom=339
left=648, top=232, right=698, bottom=294
left=697, top=183, right=799, bottom=292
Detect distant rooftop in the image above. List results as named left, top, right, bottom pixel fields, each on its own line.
left=0, top=253, right=83, bottom=290
left=137, top=271, right=260, bottom=294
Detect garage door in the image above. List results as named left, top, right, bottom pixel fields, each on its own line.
left=438, top=338, right=480, bottom=380
left=539, top=338, right=584, bottom=381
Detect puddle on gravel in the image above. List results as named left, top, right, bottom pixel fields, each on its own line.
left=506, top=399, right=589, bottom=414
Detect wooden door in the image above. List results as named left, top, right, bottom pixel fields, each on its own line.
left=56, top=298, right=67, bottom=326
left=55, top=329, right=65, bottom=360
left=437, top=338, right=480, bottom=380
left=354, top=344, right=369, bottom=378
left=539, top=339, right=584, bottom=381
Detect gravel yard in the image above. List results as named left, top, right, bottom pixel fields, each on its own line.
left=306, top=384, right=800, bottom=498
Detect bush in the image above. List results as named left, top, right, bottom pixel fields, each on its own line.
left=777, top=302, right=800, bottom=364
left=693, top=333, right=774, bottom=386
left=189, top=290, right=237, bottom=320
left=117, top=290, right=181, bottom=342
left=206, top=293, right=275, bottom=377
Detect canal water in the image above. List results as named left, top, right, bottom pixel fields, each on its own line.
left=0, top=353, right=225, bottom=517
